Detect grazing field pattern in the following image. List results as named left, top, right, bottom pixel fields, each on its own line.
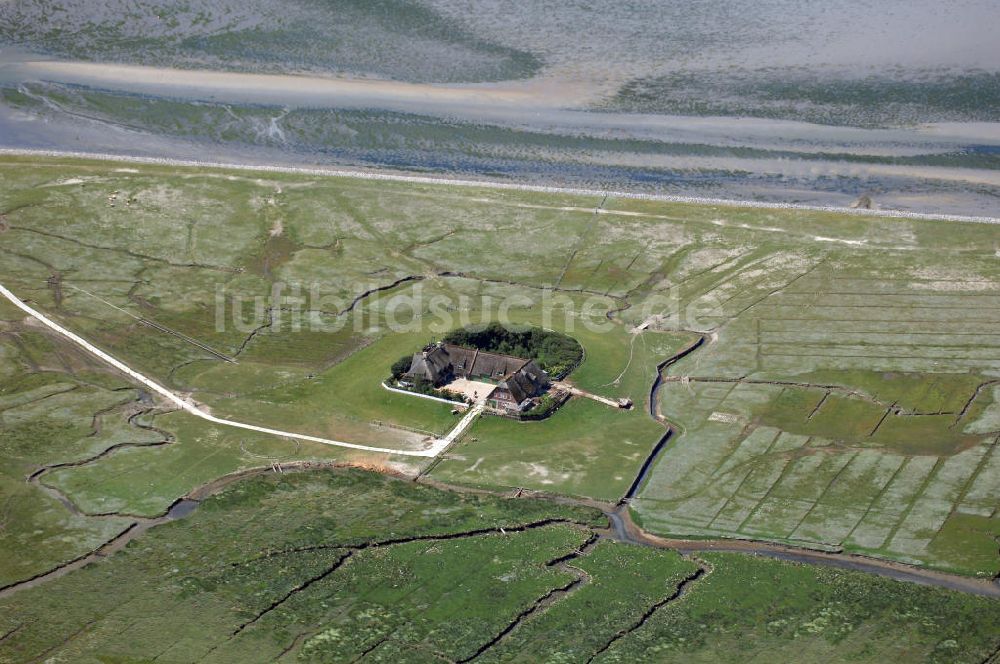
left=1, top=469, right=998, bottom=663
left=633, top=251, right=1000, bottom=576
left=0, top=154, right=998, bottom=588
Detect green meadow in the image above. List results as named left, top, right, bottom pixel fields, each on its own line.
left=1, top=469, right=996, bottom=663
left=0, top=155, right=998, bottom=661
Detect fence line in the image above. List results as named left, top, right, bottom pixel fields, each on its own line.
left=381, top=381, right=467, bottom=406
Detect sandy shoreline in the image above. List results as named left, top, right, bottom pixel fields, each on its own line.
left=3, top=147, right=998, bottom=224
left=3, top=58, right=597, bottom=110
left=6, top=57, right=1000, bottom=149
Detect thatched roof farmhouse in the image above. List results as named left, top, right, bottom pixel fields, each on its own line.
left=406, top=343, right=549, bottom=412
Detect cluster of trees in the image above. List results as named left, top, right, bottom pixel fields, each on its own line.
left=521, top=391, right=562, bottom=419
left=443, top=322, right=583, bottom=378
left=391, top=355, right=413, bottom=379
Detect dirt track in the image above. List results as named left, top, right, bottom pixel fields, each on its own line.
left=1, top=160, right=997, bottom=599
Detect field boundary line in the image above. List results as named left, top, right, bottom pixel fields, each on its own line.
left=706, top=428, right=784, bottom=529
left=787, top=451, right=859, bottom=540
left=381, top=381, right=466, bottom=407
left=734, top=452, right=798, bottom=534
left=0, top=282, right=445, bottom=458
left=879, top=457, right=945, bottom=551
left=842, top=456, right=910, bottom=545
left=64, top=282, right=238, bottom=363
left=940, top=436, right=1000, bottom=525
left=3, top=149, right=1000, bottom=224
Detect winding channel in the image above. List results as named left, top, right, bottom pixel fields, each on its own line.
left=0, top=282, right=448, bottom=458
left=1, top=271, right=998, bottom=600
left=621, top=332, right=708, bottom=502
left=612, top=328, right=1000, bottom=598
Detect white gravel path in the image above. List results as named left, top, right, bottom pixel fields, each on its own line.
left=0, top=282, right=452, bottom=458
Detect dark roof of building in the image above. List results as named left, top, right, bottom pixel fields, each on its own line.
left=445, top=344, right=528, bottom=380
left=406, top=345, right=452, bottom=383
left=499, top=369, right=535, bottom=403
left=405, top=344, right=549, bottom=398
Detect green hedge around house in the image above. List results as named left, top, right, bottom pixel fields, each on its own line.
left=442, top=322, right=583, bottom=378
